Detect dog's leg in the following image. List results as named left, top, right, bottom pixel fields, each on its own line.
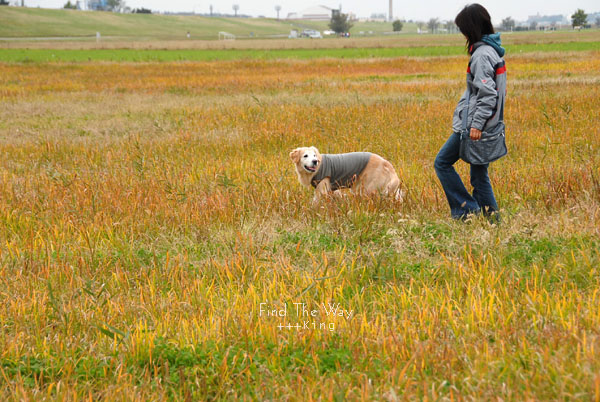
left=394, top=187, right=406, bottom=202
left=385, top=175, right=402, bottom=201
left=313, top=178, right=332, bottom=204
left=332, top=190, right=345, bottom=199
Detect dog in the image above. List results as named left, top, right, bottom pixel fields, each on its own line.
left=289, top=146, right=403, bottom=202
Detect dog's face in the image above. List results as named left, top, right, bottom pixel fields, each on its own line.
left=290, top=146, right=321, bottom=175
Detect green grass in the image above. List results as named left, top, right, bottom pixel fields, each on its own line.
left=0, top=6, right=409, bottom=39
left=0, top=7, right=291, bottom=39
left=0, top=41, right=598, bottom=62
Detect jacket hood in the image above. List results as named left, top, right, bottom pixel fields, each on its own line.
left=481, top=33, right=505, bottom=57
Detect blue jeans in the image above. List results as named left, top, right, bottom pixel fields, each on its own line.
left=434, top=132, right=498, bottom=219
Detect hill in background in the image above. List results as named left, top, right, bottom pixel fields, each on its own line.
left=0, top=7, right=417, bottom=40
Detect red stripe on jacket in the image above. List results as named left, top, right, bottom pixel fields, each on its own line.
left=467, top=65, right=506, bottom=75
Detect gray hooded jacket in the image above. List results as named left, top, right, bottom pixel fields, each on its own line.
left=452, top=42, right=507, bottom=133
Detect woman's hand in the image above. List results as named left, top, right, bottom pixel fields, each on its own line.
left=470, top=128, right=482, bottom=141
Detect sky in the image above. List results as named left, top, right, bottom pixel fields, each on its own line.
left=16, top=0, right=600, bottom=23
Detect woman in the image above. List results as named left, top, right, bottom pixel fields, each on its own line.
left=434, top=4, right=506, bottom=220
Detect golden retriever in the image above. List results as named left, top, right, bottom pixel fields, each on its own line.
left=289, top=146, right=403, bottom=202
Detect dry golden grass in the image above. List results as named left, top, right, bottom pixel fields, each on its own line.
left=0, top=49, right=599, bottom=400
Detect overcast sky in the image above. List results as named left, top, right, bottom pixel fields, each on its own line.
left=19, top=1, right=600, bottom=22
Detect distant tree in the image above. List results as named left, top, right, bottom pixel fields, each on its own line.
left=133, top=7, right=151, bottom=13
left=596, top=17, right=600, bottom=27
left=275, top=5, right=281, bottom=20
left=529, top=21, right=538, bottom=31
left=500, top=17, right=515, bottom=31
left=329, top=11, right=353, bottom=34
left=444, top=20, right=456, bottom=33
left=106, top=0, right=123, bottom=12
left=571, top=9, right=587, bottom=28
left=392, top=19, right=403, bottom=32
left=63, top=1, right=76, bottom=9
left=416, top=21, right=424, bottom=32
left=0, top=0, right=9, bottom=5
left=209, top=5, right=213, bottom=16
left=232, top=4, right=239, bottom=17
left=427, top=18, right=439, bottom=33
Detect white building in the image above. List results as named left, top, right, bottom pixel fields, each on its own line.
left=287, top=5, right=334, bottom=21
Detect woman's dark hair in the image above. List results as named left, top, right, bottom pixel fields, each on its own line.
left=455, top=3, right=495, bottom=51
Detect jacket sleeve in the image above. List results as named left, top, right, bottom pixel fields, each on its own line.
left=470, top=52, right=498, bottom=131
left=451, top=88, right=469, bottom=133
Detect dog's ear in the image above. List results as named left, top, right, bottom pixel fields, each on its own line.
left=289, top=148, right=302, bottom=163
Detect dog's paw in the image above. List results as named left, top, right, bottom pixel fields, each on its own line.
left=332, top=190, right=345, bottom=199
left=395, top=188, right=406, bottom=202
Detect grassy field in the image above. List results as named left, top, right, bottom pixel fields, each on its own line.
left=1, top=28, right=600, bottom=400
left=1, top=41, right=599, bottom=62
left=0, top=7, right=295, bottom=39
left=1, top=29, right=598, bottom=63
left=0, top=6, right=414, bottom=40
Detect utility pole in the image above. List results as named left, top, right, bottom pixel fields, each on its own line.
left=389, top=0, right=393, bottom=21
